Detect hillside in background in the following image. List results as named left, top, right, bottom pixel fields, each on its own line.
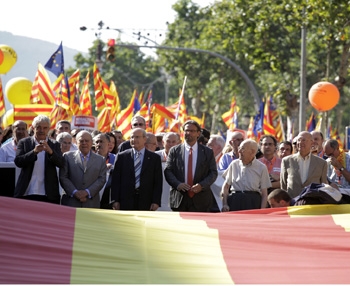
left=0, top=31, right=83, bottom=109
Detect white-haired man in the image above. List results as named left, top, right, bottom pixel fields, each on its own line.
left=221, top=139, right=271, bottom=211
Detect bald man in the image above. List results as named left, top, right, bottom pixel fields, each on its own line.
left=280, top=131, right=328, bottom=198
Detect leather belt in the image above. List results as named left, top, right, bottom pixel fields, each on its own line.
left=230, top=190, right=259, bottom=194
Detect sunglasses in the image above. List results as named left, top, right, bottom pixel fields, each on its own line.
left=132, top=123, right=144, bottom=127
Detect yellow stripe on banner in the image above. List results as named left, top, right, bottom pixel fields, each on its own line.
left=332, top=214, right=350, bottom=232
left=287, top=204, right=350, bottom=217
left=287, top=204, right=350, bottom=231
left=71, top=210, right=233, bottom=284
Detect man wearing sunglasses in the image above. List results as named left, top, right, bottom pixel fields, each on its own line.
left=118, top=115, right=146, bottom=152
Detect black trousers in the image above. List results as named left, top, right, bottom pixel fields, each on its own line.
left=227, top=191, right=261, bottom=211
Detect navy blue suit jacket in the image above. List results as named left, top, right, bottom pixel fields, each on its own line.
left=111, top=148, right=163, bottom=210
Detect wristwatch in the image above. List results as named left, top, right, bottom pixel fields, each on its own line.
left=340, top=167, right=345, bottom=172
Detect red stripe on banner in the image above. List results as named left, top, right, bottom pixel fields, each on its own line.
left=180, top=210, right=350, bottom=284
left=0, top=197, right=76, bottom=284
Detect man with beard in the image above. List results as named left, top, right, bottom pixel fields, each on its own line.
left=164, top=120, right=218, bottom=212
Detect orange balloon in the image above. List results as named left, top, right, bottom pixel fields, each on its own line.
left=308, top=81, right=340, bottom=112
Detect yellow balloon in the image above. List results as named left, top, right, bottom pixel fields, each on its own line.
left=5, top=77, right=32, bottom=105
left=1, top=109, right=14, bottom=129
left=0, top=45, right=17, bottom=74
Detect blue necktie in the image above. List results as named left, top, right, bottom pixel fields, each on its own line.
left=134, top=151, right=141, bottom=188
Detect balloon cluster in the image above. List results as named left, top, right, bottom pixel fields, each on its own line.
left=0, top=44, right=37, bottom=127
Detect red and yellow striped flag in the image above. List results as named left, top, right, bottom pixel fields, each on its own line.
left=30, top=63, right=56, bottom=105
left=67, top=70, right=81, bottom=116
left=222, top=96, right=239, bottom=130
left=2, top=196, right=350, bottom=284
left=116, top=90, right=136, bottom=140
left=0, top=77, right=5, bottom=117
left=93, top=63, right=114, bottom=111
left=13, top=104, right=53, bottom=126
left=79, top=71, right=92, bottom=116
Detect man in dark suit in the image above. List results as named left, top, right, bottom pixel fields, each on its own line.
left=111, top=128, right=163, bottom=211
left=59, top=130, right=107, bottom=208
left=164, top=120, right=218, bottom=212
left=14, top=115, right=64, bottom=204
left=118, top=115, right=146, bottom=152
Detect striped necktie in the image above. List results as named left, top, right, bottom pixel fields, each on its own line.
left=134, top=151, right=141, bottom=189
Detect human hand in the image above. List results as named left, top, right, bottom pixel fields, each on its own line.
left=150, top=203, right=159, bottom=211
left=177, top=183, right=191, bottom=192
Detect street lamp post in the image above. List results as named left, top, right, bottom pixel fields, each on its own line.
left=114, top=43, right=261, bottom=113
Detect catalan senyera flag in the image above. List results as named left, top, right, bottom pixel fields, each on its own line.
left=222, top=96, right=239, bottom=130
left=263, top=96, right=284, bottom=142
left=263, top=96, right=276, bottom=136
left=0, top=77, right=5, bottom=117
left=2, top=196, right=350, bottom=284
left=79, top=71, right=92, bottom=116
left=49, top=104, right=69, bottom=129
left=13, top=104, right=53, bottom=126
left=246, top=116, right=255, bottom=140
left=30, top=63, right=56, bottom=105
left=68, top=69, right=81, bottom=116
left=97, top=107, right=112, bottom=132
left=109, top=81, right=120, bottom=129
left=116, top=90, right=136, bottom=140
left=93, top=63, right=114, bottom=111
left=52, top=74, right=70, bottom=110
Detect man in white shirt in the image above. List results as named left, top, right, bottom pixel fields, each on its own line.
left=221, top=139, right=271, bottom=211
left=0, top=120, right=28, bottom=162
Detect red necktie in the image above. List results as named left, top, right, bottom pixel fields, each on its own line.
left=187, top=147, right=194, bottom=198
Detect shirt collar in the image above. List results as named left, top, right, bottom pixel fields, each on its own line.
left=133, top=147, right=145, bottom=156
left=184, top=141, right=198, bottom=152
left=297, top=152, right=311, bottom=160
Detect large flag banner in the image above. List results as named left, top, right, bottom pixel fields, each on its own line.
left=1, top=196, right=350, bottom=284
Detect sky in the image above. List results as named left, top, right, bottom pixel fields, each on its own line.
left=1, top=0, right=213, bottom=53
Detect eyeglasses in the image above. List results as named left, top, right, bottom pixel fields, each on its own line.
left=132, top=123, right=144, bottom=127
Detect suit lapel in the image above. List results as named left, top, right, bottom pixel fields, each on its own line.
left=141, top=149, right=150, bottom=174
left=194, top=145, right=205, bottom=182
left=74, top=151, right=85, bottom=172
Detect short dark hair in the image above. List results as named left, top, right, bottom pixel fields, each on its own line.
left=201, top=128, right=210, bottom=140
left=279, top=140, right=293, bottom=153
left=183, top=120, right=201, bottom=132
left=268, top=189, right=291, bottom=203
left=259, top=135, right=278, bottom=147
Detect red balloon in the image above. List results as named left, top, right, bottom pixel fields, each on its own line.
left=308, top=81, right=340, bottom=112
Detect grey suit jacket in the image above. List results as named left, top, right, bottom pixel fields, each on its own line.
left=280, top=153, right=328, bottom=198
left=59, top=150, right=107, bottom=208
left=164, top=143, right=218, bottom=211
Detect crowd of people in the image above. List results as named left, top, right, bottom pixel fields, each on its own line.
left=1, top=114, right=350, bottom=212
